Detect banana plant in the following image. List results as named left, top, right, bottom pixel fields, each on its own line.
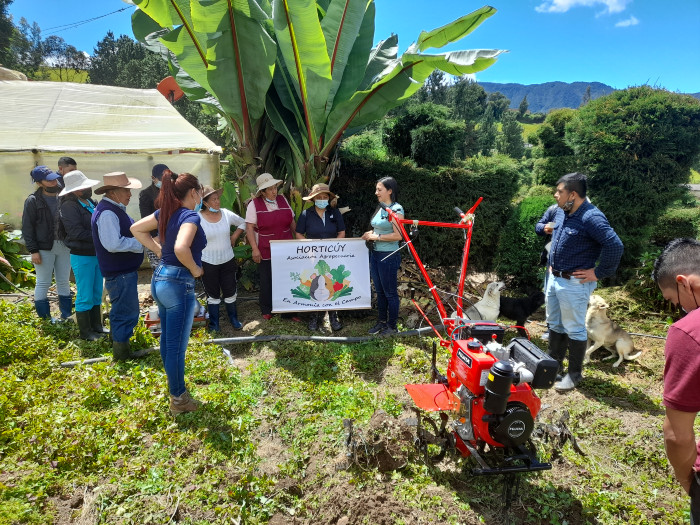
left=131, top=0, right=504, bottom=193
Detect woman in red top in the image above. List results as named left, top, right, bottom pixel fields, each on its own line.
left=245, top=173, right=299, bottom=320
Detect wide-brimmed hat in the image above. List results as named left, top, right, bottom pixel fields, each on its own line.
left=59, top=170, right=100, bottom=196
left=30, top=165, right=60, bottom=183
left=94, top=172, right=143, bottom=195
left=202, top=185, right=223, bottom=201
left=302, top=183, right=336, bottom=201
left=255, top=173, right=282, bottom=195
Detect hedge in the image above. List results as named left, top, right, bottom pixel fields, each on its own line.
left=333, top=154, right=520, bottom=270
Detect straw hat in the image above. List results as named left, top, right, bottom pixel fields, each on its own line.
left=202, top=185, right=223, bottom=201
left=94, top=172, right=143, bottom=195
left=302, top=183, right=336, bottom=201
left=255, top=173, right=282, bottom=195
left=59, top=170, right=100, bottom=196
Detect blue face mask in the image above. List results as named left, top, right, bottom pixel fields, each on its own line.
left=264, top=197, right=276, bottom=204
left=208, top=206, right=220, bottom=213
left=193, top=192, right=203, bottom=213
left=155, top=180, right=162, bottom=189
left=315, top=199, right=329, bottom=209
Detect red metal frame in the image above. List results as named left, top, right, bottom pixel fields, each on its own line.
left=380, top=198, right=482, bottom=338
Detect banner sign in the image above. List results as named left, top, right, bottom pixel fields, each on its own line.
left=270, top=238, right=371, bottom=312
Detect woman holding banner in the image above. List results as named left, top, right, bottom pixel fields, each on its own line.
left=245, top=173, right=300, bottom=321
left=361, top=177, right=403, bottom=336
left=295, top=183, right=346, bottom=331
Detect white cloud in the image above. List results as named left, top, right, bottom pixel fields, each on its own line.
left=535, top=0, right=631, bottom=15
left=615, top=15, right=639, bottom=27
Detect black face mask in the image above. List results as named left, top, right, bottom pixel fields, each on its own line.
left=80, top=189, right=93, bottom=199
left=44, top=185, right=60, bottom=194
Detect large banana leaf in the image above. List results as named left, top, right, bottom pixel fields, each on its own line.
left=272, top=0, right=332, bottom=151
left=320, top=0, right=370, bottom=118
left=413, top=5, right=496, bottom=52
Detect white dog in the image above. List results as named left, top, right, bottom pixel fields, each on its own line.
left=464, top=282, right=504, bottom=321
left=584, top=295, right=641, bottom=367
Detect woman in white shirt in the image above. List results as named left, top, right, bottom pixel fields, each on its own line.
left=199, top=186, right=246, bottom=331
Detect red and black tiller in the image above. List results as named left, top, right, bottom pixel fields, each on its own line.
left=377, top=199, right=558, bottom=504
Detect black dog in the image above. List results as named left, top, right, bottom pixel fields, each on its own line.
left=499, top=292, right=546, bottom=337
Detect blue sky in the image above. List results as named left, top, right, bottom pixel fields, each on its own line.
left=8, top=0, right=700, bottom=93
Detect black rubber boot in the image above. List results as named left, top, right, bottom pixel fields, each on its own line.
left=329, top=311, right=343, bottom=332
left=207, top=303, right=220, bottom=332
left=554, top=339, right=587, bottom=393
left=58, top=295, right=73, bottom=320
left=76, top=311, right=101, bottom=341
left=34, top=299, right=51, bottom=319
left=308, top=312, right=319, bottom=331
left=112, top=341, right=132, bottom=361
left=547, top=330, right=568, bottom=380
left=90, top=305, right=109, bottom=334
left=225, top=301, right=243, bottom=330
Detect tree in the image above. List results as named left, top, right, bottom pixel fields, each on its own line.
left=422, top=70, right=449, bottom=105
left=42, top=35, right=88, bottom=81
left=0, top=0, right=14, bottom=68
left=487, top=91, right=510, bottom=120
left=7, top=17, right=43, bottom=78
left=497, top=111, right=524, bottom=159
left=580, top=85, right=591, bottom=107
left=450, top=76, right=487, bottom=122
left=383, top=102, right=451, bottom=158
left=477, top=104, right=497, bottom=156
left=567, top=86, right=700, bottom=268
left=530, top=108, right=579, bottom=186
left=518, top=95, right=528, bottom=117
left=131, top=1, right=504, bottom=200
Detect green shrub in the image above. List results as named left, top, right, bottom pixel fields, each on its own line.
left=410, top=120, right=465, bottom=166
left=334, top=154, right=519, bottom=270
left=650, top=205, right=700, bottom=245
left=0, top=302, right=53, bottom=366
left=383, top=103, right=452, bottom=159
left=341, top=129, right=386, bottom=159
left=496, top=194, right=554, bottom=290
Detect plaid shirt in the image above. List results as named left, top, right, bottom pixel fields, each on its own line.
left=535, top=200, right=623, bottom=279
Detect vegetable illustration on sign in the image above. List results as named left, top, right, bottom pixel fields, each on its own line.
left=290, top=260, right=352, bottom=302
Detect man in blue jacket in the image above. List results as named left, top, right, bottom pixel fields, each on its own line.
left=535, top=172, right=623, bottom=392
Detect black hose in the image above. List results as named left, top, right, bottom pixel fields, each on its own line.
left=58, top=325, right=446, bottom=367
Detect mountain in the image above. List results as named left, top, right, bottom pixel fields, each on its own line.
left=478, top=81, right=616, bottom=113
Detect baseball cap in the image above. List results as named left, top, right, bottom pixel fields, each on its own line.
left=152, top=164, right=170, bottom=180
left=30, top=166, right=60, bottom=182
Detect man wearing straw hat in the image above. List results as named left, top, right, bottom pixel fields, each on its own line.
left=91, top=172, right=144, bottom=361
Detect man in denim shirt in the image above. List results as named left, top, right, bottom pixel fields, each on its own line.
left=535, top=173, right=623, bottom=392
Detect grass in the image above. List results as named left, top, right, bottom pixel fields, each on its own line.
left=0, top=287, right=692, bottom=524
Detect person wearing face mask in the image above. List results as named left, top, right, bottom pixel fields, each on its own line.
left=295, top=183, right=346, bottom=331
left=139, top=164, right=171, bottom=269
left=198, top=186, right=246, bottom=331
left=91, top=172, right=145, bottom=361
left=535, top=172, right=623, bottom=393
left=56, top=170, right=107, bottom=340
left=22, top=166, right=73, bottom=321
left=245, top=173, right=300, bottom=321
left=652, top=238, right=700, bottom=525
left=131, top=172, right=207, bottom=415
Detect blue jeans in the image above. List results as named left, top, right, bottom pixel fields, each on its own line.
left=152, top=264, right=197, bottom=397
left=104, top=271, right=139, bottom=343
left=70, top=254, right=103, bottom=312
left=34, top=241, right=71, bottom=300
left=370, top=250, right=401, bottom=329
left=545, top=273, right=596, bottom=341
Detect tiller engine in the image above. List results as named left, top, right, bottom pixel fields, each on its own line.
left=378, top=200, right=557, bottom=490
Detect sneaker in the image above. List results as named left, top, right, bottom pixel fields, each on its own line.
left=368, top=322, right=387, bottom=335
left=380, top=326, right=398, bottom=336
left=262, top=314, right=273, bottom=320
left=169, top=390, right=200, bottom=415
